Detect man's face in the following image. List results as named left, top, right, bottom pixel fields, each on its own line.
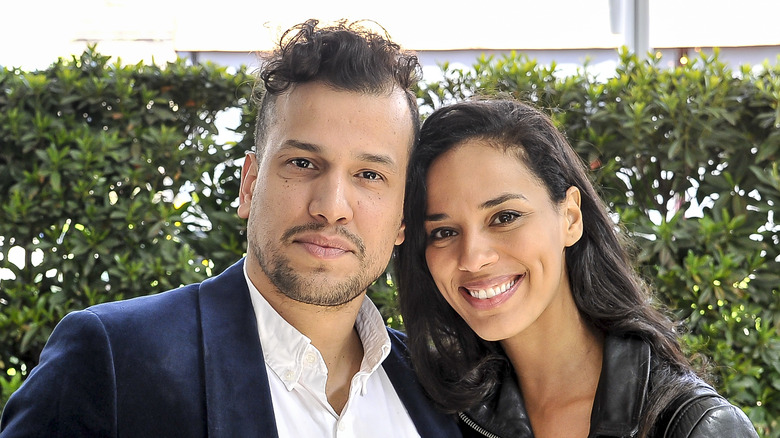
left=238, top=82, right=412, bottom=307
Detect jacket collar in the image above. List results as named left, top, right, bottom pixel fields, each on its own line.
left=198, top=259, right=280, bottom=438
left=589, top=335, right=651, bottom=437
left=462, top=334, right=651, bottom=438
left=383, top=329, right=464, bottom=438
left=461, top=371, right=534, bottom=437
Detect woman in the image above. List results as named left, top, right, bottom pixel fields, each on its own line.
left=396, top=98, right=758, bottom=437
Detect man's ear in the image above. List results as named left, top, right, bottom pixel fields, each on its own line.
left=563, top=186, right=583, bottom=247
left=395, top=221, right=406, bottom=246
left=237, top=152, right=258, bottom=219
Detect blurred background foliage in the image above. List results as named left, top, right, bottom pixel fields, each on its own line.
left=0, top=48, right=254, bottom=405
left=0, top=48, right=777, bottom=436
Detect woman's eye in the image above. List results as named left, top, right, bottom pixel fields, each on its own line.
left=491, top=211, right=521, bottom=225
left=290, top=158, right=313, bottom=169
left=357, top=170, right=382, bottom=181
left=429, top=228, right=457, bottom=241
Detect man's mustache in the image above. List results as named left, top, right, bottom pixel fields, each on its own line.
left=281, top=223, right=366, bottom=257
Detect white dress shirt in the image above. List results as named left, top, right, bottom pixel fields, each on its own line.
left=244, top=265, right=421, bottom=438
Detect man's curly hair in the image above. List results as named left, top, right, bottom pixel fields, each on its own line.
left=253, top=19, right=421, bottom=155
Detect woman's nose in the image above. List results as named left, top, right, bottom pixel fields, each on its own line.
left=457, top=232, right=499, bottom=272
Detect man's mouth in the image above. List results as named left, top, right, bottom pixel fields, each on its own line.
left=297, top=236, right=353, bottom=252
left=284, top=224, right=365, bottom=257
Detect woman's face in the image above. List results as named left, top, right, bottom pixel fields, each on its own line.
left=424, top=140, right=583, bottom=342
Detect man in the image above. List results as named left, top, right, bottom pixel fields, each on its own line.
left=0, top=20, right=461, bottom=437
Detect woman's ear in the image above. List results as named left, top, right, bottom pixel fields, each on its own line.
left=563, top=186, right=583, bottom=247
left=237, top=152, right=258, bottom=219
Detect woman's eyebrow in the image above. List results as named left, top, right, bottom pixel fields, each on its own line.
left=425, top=193, right=527, bottom=222
left=425, top=213, right=448, bottom=222
left=480, top=193, right=526, bottom=210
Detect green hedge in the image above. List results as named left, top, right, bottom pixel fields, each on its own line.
left=1, top=48, right=777, bottom=436
left=0, top=48, right=255, bottom=403
left=418, top=49, right=779, bottom=436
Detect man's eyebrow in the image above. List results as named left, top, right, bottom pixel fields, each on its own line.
left=280, top=140, right=321, bottom=153
left=480, top=193, right=527, bottom=210
left=356, top=153, right=398, bottom=172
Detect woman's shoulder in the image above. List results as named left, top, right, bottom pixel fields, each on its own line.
left=656, top=383, right=758, bottom=438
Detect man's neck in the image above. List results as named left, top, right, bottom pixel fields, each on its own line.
left=274, top=294, right=366, bottom=414
left=270, top=290, right=365, bottom=359
left=244, top=255, right=365, bottom=350
left=250, top=270, right=367, bottom=414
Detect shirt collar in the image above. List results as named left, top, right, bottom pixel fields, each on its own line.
left=243, top=264, right=391, bottom=394
left=353, top=293, right=393, bottom=394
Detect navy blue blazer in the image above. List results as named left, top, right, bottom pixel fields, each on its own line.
left=0, top=260, right=460, bottom=437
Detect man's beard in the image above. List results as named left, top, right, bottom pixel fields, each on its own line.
left=252, top=223, right=382, bottom=307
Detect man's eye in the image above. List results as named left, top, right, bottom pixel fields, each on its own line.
left=290, top=159, right=313, bottom=169
left=358, top=171, right=382, bottom=181
left=491, top=211, right=521, bottom=225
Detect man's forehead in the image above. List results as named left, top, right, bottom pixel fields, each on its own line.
left=269, top=84, right=413, bottom=146
left=278, top=81, right=407, bottom=107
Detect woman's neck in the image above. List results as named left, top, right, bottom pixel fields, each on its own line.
left=503, top=318, right=603, bottom=397
left=500, top=291, right=604, bottom=437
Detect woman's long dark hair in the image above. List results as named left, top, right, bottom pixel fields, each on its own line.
left=396, top=98, right=698, bottom=436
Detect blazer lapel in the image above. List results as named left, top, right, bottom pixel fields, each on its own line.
left=383, top=329, right=462, bottom=438
left=198, top=259, right=279, bottom=438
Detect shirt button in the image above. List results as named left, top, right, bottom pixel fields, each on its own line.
left=283, top=370, right=295, bottom=381
left=305, top=352, right=316, bottom=364
left=338, top=422, right=346, bottom=431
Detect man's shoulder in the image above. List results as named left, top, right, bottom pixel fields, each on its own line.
left=86, top=282, right=201, bottom=319
left=79, top=283, right=200, bottom=322
left=84, top=259, right=246, bottom=323
left=49, top=283, right=204, bottom=352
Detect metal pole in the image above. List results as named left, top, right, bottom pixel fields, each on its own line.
left=612, top=0, right=650, bottom=58
left=633, top=0, right=651, bottom=59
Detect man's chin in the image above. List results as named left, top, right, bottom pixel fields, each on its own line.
left=300, top=291, right=366, bottom=309
left=270, top=273, right=366, bottom=307
left=280, top=287, right=365, bottom=308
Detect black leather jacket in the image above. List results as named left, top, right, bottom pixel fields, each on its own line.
left=459, top=335, right=758, bottom=438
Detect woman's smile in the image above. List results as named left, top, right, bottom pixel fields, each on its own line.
left=462, top=274, right=520, bottom=300
left=458, top=273, right=525, bottom=311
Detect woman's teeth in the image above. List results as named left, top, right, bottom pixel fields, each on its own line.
left=467, top=278, right=516, bottom=299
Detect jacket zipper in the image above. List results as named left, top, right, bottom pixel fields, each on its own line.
left=458, top=412, right=503, bottom=438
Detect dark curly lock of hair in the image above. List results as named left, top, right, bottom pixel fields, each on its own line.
left=252, top=19, right=421, bottom=154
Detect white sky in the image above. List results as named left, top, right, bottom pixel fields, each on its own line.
left=2, top=0, right=779, bottom=69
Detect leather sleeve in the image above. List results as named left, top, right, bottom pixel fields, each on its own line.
left=665, top=393, right=759, bottom=438
left=0, top=310, right=117, bottom=438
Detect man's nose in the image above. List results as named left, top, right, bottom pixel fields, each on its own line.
left=308, top=172, right=354, bottom=225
